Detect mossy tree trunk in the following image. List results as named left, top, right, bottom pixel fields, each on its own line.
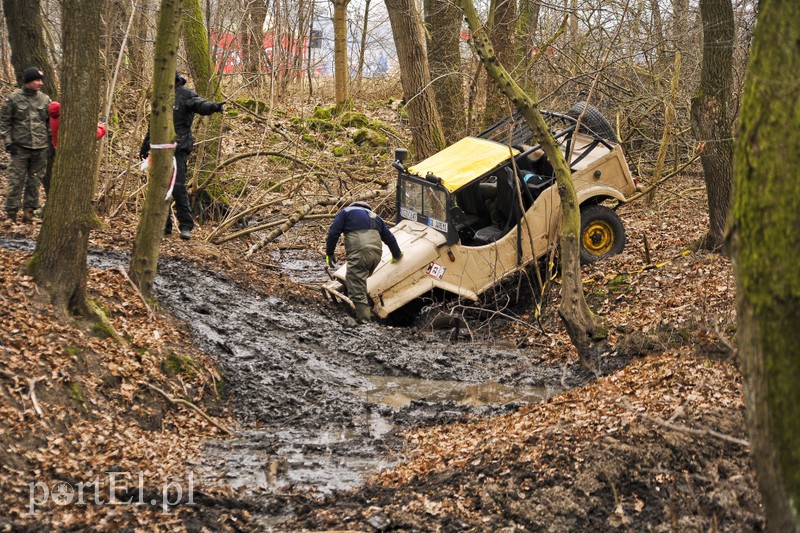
left=515, top=0, right=541, bottom=80
left=690, top=0, right=734, bottom=253
left=181, top=0, right=224, bottom=216
left=332, top=0, right=350, bottom=105
left=2, top=0, right=58, bottom=98
left=182, top=0, right=221, bottom=100
left=460, top=0, right=604, bottom=362
left=29, top=0, right=101, bottom=315
left=732, top=1, right=800, bottom=530
left=386, top=0, right=445, bottom=159
left=129, top=0, right=182, bottom=297
left=424, top=0, right=467, bottom=144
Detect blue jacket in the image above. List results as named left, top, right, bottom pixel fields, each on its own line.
left=326, top=206, right=401, bottom=258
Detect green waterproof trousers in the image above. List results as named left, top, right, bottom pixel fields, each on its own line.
left=344, top=229, right=383, bottom=322
left=5, top=146, right=46, bottom=216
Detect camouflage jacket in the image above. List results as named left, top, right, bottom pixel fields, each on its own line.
left=0, top=87, right=51, bottom=150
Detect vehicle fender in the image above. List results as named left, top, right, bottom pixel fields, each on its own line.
left=577, top=186, right=627, bottom=205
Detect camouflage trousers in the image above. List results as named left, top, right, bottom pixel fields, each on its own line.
left=5, top=146, right=47, bottom=215
left=344, top=229, right=383, bottom=321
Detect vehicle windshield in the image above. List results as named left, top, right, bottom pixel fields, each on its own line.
left=398, top=177, right=449, bottom=234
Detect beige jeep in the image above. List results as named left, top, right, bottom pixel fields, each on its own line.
left=323, top=105, right=640, bottom=319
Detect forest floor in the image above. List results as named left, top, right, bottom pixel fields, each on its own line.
left=0, top=101, right=763, bottom=531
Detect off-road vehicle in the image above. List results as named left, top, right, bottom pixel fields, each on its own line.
left=323, top=104, right=640, bottom=319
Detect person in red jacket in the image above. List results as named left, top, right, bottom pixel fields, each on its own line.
left=43, top=101, right=107, bottom=194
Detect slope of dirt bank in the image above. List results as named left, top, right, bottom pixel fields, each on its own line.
left=0, top=242, right=246, bottom=529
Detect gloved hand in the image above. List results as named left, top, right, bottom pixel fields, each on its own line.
left=391, top=253, right=403, bottom=264
left=213, top=102, right=225, bottom=113
left=4, top=142, right=17, bottom=155
left=326, top=255, right=336, bottom=267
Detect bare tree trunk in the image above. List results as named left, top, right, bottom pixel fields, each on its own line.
left=2, top=0, right=58, bottom=98
left=242, top=0, right=268, bottom=85
left=354, top=0, right=371, bottom=91
left=128, top=0, right=151, bottom=71
left=424, top=0, right=467, bottom=143
left=332, top=0, right=350, bottom=104
left=461, top=0, right=604, bottom=362
left=690, top=0, right=733, bottom=253
left=649, top=0, right=665, bottom=64
left=29, top=0, right=102, bottom=315
left=671, top=0, right=689, bottom=52
left=732, top=1, right=800, bottom=531
left=386, top=0, right=445, bottom=159
left=129, top=0, right=182, bottom=297
left=569, top=0, right=579, bottom=71
left=483, top=0, right=516, bottom=125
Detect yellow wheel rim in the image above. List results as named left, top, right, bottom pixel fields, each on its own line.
left=583, top=220, right=614, bottom=256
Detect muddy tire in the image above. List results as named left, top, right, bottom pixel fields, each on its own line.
left=580, top=204, right=625, bottom=264
left=567, top=102, right=618, bottom=142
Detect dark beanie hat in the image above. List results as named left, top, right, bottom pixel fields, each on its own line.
left=350, top=201, right=372, bottom=210
left=22, top=67, right=44, bottom=84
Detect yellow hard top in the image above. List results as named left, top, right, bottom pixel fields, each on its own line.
left=408, top=137, right=518, bottom=192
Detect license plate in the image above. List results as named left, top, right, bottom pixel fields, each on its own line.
left=427, top=218, right=448, bottom=232
left=400, top=206, right=417, bottom=222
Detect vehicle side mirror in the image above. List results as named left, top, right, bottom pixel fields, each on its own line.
left=395, top=147, right=408, bottom=163
left=393, top=147, right=409, bottom=172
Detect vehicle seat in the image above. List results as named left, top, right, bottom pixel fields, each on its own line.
left=473, top=169, right=520, bottom=244
left=455, top=186, right=487, bottom=225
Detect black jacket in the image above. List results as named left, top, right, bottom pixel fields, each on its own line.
left=140, top=80, right=221, bottom=158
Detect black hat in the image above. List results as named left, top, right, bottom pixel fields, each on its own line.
left=175, top=71, right=186, bottom=86
left=350, top=201, right=372, bottom=210
left=22, top=67, right=44, bottom=84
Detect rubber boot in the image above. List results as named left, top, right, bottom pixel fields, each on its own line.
left=355, top=305, right=372, bottom=325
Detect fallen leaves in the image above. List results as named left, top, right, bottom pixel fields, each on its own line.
left=0, top=248, right=236, bottom=530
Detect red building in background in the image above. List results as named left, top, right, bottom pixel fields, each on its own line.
left=213, top=30, right=309, bottom=76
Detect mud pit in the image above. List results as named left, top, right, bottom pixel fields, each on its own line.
left=154, top=260, right=574, bottom=498
left=0, top=238, right=629, bottom=523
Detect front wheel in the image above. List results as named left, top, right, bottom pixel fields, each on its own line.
left=580, top=204, right=626, bottom=264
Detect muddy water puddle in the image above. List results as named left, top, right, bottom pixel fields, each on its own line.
left=365, top=376, right=553, bottom=409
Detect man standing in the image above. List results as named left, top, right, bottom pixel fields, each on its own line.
left=1, top=67, right=51, bottom=224
left=326, top=201, right=402, bottom=324
left=140, top=71, right=224, bottom=240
